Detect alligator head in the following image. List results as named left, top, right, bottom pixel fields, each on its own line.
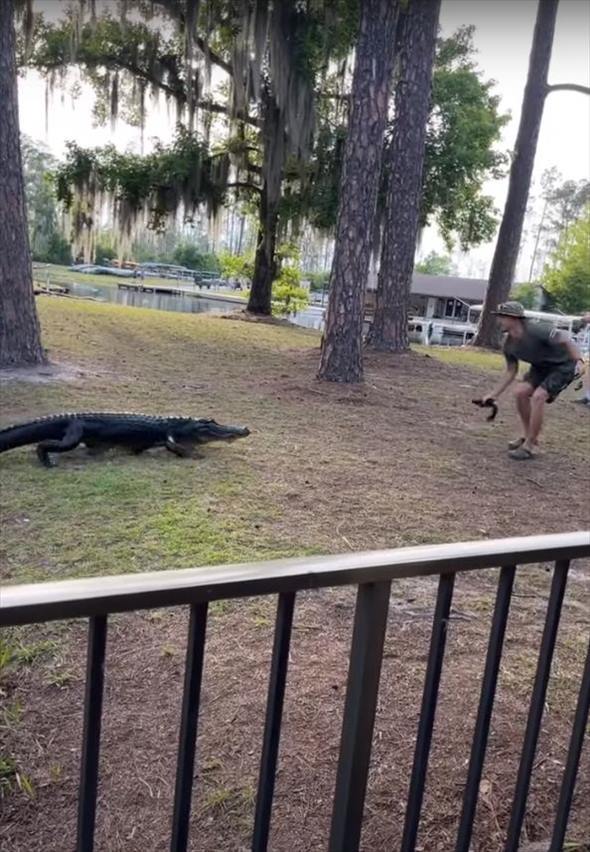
left=182, top=418, right=250, bottom=443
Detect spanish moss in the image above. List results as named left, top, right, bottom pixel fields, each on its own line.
left=55, top=134, right=231, bottom=262
left=14, top=0, right=34, bottom=59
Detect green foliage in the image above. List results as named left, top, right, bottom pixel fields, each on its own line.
left=527, top=169, right=590, bottom=279
left=22, top=12, right=180, bottom=129
left=542, top=211, right=590, bottom=314
left=272, top=269, right=309, bottom=316
left=510, top=282, right=539, bottom=310
left=130, top=231, right=219, bottom=269
left=26, top=7, right=505, bottom=267
left=218, top=251, right=254, bottom=284
left=41, top=231, right=72, bottom=265
left=415, top=252, right=453, bottom=276
left=271, top=244, right=309, bottom=315
left=422, top=27, right=508, bottom=249
left=280, top=126, right=347, bottom=233
left=544, top=176, right=590, bottom=240
left=55, top=131, right=230, bottom=247
left=94, top=235, right=117, bottom=264
left=306, top=271, right=330, bottom=292
left=21, top=135, right=70, bottom=262
left=286, top=27, right=507, bottom=251
left=172, top=241, right=219, bottom=272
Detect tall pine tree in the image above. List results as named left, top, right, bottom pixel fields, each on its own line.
left=473, top=0, right=559, bottom=347
left=368, top=0, right=441, bottom=352
left=318, top=0, right=399, bottom=382
left=0, top=0, right=44, bottom=367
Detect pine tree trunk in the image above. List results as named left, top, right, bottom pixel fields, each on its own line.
left=247, top=88, right=284, bottom=316
left=317, top=0, right=399, bottom=383
left=473, top=0, right=559, bottom=348
left=368, top=0, right=441, bottom=352
left=0, top=0, right=45, bottom=367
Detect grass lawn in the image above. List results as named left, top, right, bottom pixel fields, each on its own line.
left=1, top=298, right=588, bottom=851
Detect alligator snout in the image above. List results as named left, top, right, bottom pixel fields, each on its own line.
left=229, top=426, right=250, bottom=439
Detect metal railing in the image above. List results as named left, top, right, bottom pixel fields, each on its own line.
left=1, top=532, right=589, bottom=852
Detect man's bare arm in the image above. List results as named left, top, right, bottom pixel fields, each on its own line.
left=555, top=331, right=583, bottom=365
left=484, top=362, right=518, bottom=402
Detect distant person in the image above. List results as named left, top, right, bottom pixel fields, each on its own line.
left=482, top=301, right=583, bottom=460
left=574, top=312, right=590, bottom=407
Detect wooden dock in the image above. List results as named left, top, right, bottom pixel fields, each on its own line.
left=117, top=282, right=246, bottom=305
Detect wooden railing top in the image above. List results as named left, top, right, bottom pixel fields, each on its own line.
left=1, top=531, right=588, bottom=626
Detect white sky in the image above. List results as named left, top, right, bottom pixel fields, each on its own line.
left=17, top=0, right=590, bottom=279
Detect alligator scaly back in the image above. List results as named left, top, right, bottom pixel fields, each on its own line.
left=0, top=413, right=182, bottom=453
left=0, top=412, right=249, bottom=465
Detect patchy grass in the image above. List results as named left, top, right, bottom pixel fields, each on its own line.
left=416, top=342, right=505, bottom=372
left=1, top=297, right=588, bottom=851
left=0, top=300, right=319, bottom=584
left=0, top=457, right=297, bottom=584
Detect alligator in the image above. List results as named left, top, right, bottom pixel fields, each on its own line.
left=0, top=413, right=250, bottom=467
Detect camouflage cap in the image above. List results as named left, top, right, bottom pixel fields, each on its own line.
left=492, top=301, right=525, bottom=318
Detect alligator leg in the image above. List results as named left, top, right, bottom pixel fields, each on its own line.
left=36, top=421, right=84, bottom=467
left=130, top=445, right=151, bottom=455
left=85, top=441, right=108, bottom=456
left=165, top=433, right=191, bottom=458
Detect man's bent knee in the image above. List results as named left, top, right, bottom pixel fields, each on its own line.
left=531, top=387, right=549, bottom=404
left=514, top=382, right=534, bottom=400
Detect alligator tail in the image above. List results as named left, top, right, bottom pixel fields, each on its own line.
left=0, top=420, right=66, bottom=454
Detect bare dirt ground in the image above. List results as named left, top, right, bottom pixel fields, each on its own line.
left=1, top=299, right=589, bottom=851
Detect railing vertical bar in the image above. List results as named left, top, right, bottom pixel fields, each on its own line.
left=170, top=602, right=208, bottom=852
left=504, top=559, right=570, bottom=852
left=455, top=565, right=516, bottom=851
left=77, top=614, right=108, bottom=852
left=252, top=591, right=296, bottom=852
left=549, top=633, right=590, bottom=852
left=328, top=580, right=391, bottom=852
left=401, top=572, right=455, bottom=852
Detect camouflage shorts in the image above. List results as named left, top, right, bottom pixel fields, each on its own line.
left=523, top=362, right=577, bottom=402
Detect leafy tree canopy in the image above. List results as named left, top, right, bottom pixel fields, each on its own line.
left=542, top=209, right=590, bottom=314
left=290, top=26, right=508, bottom=250
left=415, top=251, right=453, bottom=276
left=24, top=1, right=356, bottom=268
left=28, top=9, right=506, bottom=261
left=421, top=26, right=508, bottom=249
left=21, top=134, right=70, bottom=263
left=510, top=281, right=539, bottom=309
left=54, top=130, right=229, bottom=259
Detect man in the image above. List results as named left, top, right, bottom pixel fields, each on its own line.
left=483, top=301, right=582, bottom=460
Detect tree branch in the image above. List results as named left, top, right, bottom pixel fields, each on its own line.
left=32, top=57, right=260, bottom=128
left=195, top=37, right=232, bottom=77
left=546, top=83, right=590, bottom=96
left=143, top=1, right=233, bottom=76
left=227, top=181, right=262, bottom=195
left=199, top=100, right=261, bottom=128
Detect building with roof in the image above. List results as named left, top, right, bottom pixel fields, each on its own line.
left=365, top=272, right=488, bottom=322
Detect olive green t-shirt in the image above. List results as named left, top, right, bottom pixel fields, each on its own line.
left=503, top=321, right=572, bottom=369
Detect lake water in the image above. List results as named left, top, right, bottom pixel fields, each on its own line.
left=65, top=281, right=326, bottom=331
